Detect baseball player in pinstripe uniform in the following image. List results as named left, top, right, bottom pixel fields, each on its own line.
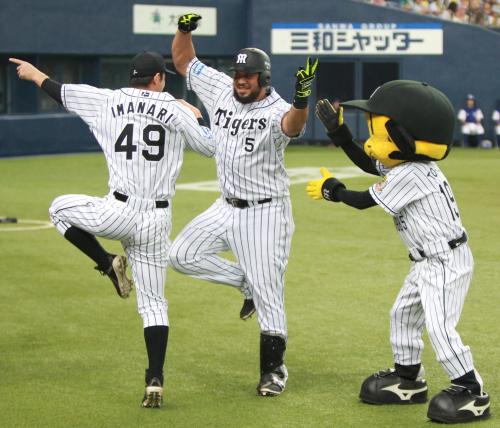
left=308, top=80, right=490, bottom=424
left=168, top=13, right=317, bottom=396
left=10, top=52, right=214, bottom=408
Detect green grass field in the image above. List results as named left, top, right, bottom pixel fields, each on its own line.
left=1, top=147, right=499, bottom=427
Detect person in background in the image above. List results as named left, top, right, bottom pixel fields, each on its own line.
left=457, top=94, right=484, bottom=147
left=492, top=102, right=500, bottom=147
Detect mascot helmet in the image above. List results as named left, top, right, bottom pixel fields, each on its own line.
left=342, top=80, right=456, bottom=166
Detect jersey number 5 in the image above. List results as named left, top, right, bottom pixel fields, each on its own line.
left=115, top=123, right=165, bottom=161
left=244, top=137, right=255, bottom=153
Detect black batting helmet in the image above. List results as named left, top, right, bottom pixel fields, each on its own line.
left=229, top=47, right=271, bottom=88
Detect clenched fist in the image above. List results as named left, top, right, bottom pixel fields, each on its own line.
left=178, top=13, right=202, bottom=33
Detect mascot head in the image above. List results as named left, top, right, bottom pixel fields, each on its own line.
left=342, top=80, right=455, bottom=168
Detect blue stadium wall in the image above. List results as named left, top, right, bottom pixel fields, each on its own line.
left=0, top=0, right=498, bottom=156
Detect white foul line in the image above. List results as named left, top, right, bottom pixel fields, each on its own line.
left=176, top=166, right=368, bottom=192
left=0, top=219, right=54, bottom=232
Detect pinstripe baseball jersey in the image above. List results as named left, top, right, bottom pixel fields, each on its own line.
left=370, top=161, right=465, bottom=251
left=186, top=58, right=301, bottom=200
left=367, top=163, right=477, bottom=381
left=62, top=84, right=214, bottom=200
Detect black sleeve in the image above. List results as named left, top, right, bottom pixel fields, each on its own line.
left=335, top=187, right=377, bottom=210
left=328, top=124, right=380, bottom=176
left=41, top=78, right=63, bottom=104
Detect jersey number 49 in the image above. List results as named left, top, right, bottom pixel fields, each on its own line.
left=115, top=123, right=165, bottom=161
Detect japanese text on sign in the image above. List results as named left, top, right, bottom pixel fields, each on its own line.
left=271, top=23, right=443, bottom=55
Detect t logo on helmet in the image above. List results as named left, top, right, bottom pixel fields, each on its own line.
left=236, top=54, right=248, bottom=64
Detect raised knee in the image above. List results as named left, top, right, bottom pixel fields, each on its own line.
left=48, top=199, right=60, bottom=222
left=167, top=242, right=189, bottom=270
left=48, top=195, right=66, bottom=219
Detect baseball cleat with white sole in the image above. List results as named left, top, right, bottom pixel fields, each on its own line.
left=360, top=368, right=428, bottom=405
left=427, top=385, right=490, bottom=424
left=142, top=377, right=164, bottom=408
left=240, top=298, right=256, bottom=320
left=95, top=254, right=133, bottom=298
left=257, top=364, right=288, bottom=397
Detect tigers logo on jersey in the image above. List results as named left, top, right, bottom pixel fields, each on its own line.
left=214, top=108, right=268, bottom=136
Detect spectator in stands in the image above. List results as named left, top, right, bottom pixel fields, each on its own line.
left=412, top=0, right=431, bottom=14
left=362, top=0, right=500, bottom=27
left=493, top=102, right=500, bottom=147
left=457, top=94, right=485, bottom=147
left=483, top=1, right=499, bottom=26
left=440, top=1, right=460, bottom=20
left=469, top=0, right=486, bottom=24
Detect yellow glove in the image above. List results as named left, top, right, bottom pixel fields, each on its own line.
left=306, top=167, right=334, bottom=200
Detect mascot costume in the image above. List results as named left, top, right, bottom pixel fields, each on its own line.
left=308, top=80, right=490, bottom=424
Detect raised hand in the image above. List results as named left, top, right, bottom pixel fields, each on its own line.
left=306, top=167, right=345, bottom=202
left=178, top=13, right=202, bottom=33
left=293, top=57, right=319, bottom=109
left=316, top=99, right=344, bottom=134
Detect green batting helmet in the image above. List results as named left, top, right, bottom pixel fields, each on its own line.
left=342, top=80, right=456, bottom=147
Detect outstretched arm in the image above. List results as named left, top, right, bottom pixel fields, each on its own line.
left=172, top=13, right=201, bottom=77
left=282, top=57, right=318, bottom=137
left=10, top=57, right=48, bottom=86
left=316, top=99, right=379, bottom=176
left=306, top=167, right=376, bottom=209
left=10, top=58, right=62, bottom=104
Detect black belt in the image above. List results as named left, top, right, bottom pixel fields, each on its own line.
left=113, top=191, right=169, bottom=208
left=225, top=197, right=272, bottom=209
left=409, top=233, right=467, bottom=262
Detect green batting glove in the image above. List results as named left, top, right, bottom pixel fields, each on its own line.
left=178, top=13, right=202, bottom=33
left=293, top=57, right=319, bottom=109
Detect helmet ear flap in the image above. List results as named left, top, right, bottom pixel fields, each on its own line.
left=258, top=71, right=271, bottom=88
left=386, top=120, right=415, bottom=156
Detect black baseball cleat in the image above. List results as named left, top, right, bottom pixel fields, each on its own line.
left=427, top=385, right=490, bottom=424
left=95, top=254, right=133, bottom=298
left=240, top=298, right=256, bottom=320
left=359, top=368, right=428, bottom=405
left=142, top=374, right=164, bottom=408
left=257, top=364, right=288, bottom=397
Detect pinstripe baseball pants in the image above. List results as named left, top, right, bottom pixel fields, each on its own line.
left=49, top=192, right=171, bottom=328
left=390, top=244, right=476, bottom=379
left=168, top=196, right=294, bottom=338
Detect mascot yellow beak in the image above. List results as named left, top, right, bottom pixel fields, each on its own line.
left=364, top=114, right=449, bottom=168
left=364, top=114, right=404, bottom=168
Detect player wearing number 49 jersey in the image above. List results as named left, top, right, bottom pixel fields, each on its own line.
left=10, top=51, right=214, bottom=408
left=309, top=80, right=490, bottom=424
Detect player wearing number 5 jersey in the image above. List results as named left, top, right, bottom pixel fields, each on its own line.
left=169, top=13, right=317, bottom=396
left=10, top=51, right=214, bottom=408
left=308, top=80, right=490, bottom=424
